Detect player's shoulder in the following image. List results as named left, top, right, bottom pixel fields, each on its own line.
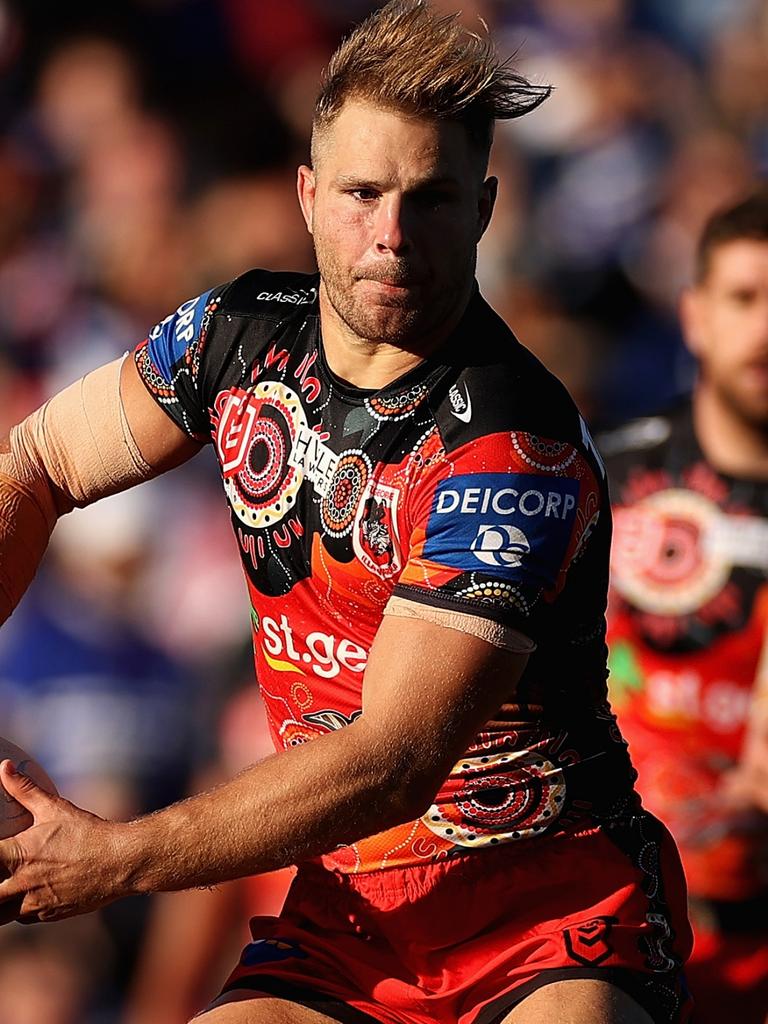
left=596, top=401, right=691, bottom=472
left=429, top=293, right=584, bottom=455
left=217, top=268, right=320, bottom=320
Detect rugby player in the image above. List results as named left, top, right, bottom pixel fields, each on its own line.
left=603, top=192, right=768, bottom=1024
left=0, top=3, right=692, bottom=1022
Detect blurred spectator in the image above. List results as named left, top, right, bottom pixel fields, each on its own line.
left=601, top=192, right=768, bottom=1024
left=0, top=490, right=205, bottom=1021
left=0, top=918, right=108, bottom=1024
left=0, top=489, right=200, bottom=820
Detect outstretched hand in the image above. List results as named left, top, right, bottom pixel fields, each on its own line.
left=0, top=759, right=130, bottom=924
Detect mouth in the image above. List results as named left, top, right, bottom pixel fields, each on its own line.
left=356, top=277, right=422, bottom=303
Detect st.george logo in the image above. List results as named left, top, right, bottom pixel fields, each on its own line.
left=471, top=524, right=530, bottom=567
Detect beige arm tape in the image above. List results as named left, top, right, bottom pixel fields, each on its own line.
left=383, top=594, right=537, bottom=654
left=0, top=356, right=154, bottom=622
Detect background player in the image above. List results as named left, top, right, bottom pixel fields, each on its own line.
left=0, top=3, right=691, bottom=1022
left=603, top=191, right=768, bottom=1024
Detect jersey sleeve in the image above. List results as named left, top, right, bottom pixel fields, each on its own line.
left=392, top=430, right=602, bottom=641
left=133, top=287, right=224, bottom=440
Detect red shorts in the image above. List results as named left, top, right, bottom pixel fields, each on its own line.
left=221, top=812, right=693, bottom=1024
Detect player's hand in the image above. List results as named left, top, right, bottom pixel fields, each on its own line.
left=0, top=759, right=130, bottom=924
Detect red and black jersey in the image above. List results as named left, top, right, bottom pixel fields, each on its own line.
left=602, top=402, right=768, bottom=900
left=136, top=268, right=636, bottom=871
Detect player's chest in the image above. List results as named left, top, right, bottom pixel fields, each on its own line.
left=209, top=346, right=436, bottom=600
left=610, top=456, right=768, bottom=644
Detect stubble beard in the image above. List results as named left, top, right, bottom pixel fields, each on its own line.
left=720, top=381, right=768, bottom=434
left=315, top=243, right=475, bottom=348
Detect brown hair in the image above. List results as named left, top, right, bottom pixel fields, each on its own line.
left=696, top=189, right=768, bottom=281
left=312, top=0, right=550, bottom=164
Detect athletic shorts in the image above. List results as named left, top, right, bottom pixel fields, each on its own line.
left=221, top=812, right=693, bottom=1024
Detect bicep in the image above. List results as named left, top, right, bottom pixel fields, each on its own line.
left=120, top=354, right=203, bottom=473
left=360, top=613, right=528, bottom=789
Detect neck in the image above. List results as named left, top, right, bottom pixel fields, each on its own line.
left=318, top=281, right=470, bottom=390
left=694, top=383, right=768, bottom=479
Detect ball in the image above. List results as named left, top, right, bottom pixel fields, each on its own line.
left=0, top=736, right=58, bottom=840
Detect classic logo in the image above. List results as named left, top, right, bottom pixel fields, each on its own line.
left=256, top=287, right=317, bottom=305
left=563, top=916, right=617, bottom=967
left=449, top=383, right=472, bottom=423
left=353, top=480, right=402, bottom=579
left=424, top=473, right=579, bottom=583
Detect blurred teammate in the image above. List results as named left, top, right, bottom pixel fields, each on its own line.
left=602, top=191, right=768, bottom=1024
left=0, top=3, right=692, bottom=1023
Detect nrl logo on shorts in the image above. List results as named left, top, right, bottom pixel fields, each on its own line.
left=563, top=915, right=617, bottom=967
left=353, top=480, right=402, bottom=579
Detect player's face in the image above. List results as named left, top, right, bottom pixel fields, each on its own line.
left=297, top=99, right=496, bottom=348
left=683, top=239, right=768, bottom=426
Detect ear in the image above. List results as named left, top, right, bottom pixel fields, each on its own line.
left=297, top=165, right=316, bottom=236
left=478, top=176, right=498, bottom=240
left=679, top=285, right=706, bottom=359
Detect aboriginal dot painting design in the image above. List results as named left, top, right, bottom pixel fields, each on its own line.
left=422, top=750, right=566, bottom=848
left=365, top=384, right=428, bottom=422
left=135, top=340, right=176, bottom=403
left=455, top=579, right=529, bottom=615
left=512, top=432, right=578, bottom=473
left=321, top=451, right=371, bottom=537
left=216, top=381, right=306, bottom=529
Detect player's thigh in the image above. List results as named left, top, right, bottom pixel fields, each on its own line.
left=194, top=990, right=344, bottom=1024
left=500, top=978, right=655, bottom=1024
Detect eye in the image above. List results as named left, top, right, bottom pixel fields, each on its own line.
left=349, top=188, right=380, bottom=202
left=730, top=288, right=758, bottom=307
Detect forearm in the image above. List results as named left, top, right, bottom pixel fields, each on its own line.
left=117, top=721, right=427, bottom=896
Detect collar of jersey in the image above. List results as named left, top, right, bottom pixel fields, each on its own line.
left=311, top=284, right=481, bottom=406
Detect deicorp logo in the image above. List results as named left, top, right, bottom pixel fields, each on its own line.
left=424, top=472, right=579, bottom=584
left=471, top=524, right=530, bottom=567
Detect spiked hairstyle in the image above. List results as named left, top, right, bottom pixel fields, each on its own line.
left=312, top=0, right=550, bottom=165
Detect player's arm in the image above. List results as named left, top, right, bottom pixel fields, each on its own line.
left=0, top=613, right=527, bottom=920
left=0, top=355, right=202, bottom=624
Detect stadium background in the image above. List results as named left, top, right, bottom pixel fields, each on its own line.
left=0, top=0, right=766, bottom=1021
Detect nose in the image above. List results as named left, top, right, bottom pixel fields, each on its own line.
left=374, top=195, right=411, bottom=256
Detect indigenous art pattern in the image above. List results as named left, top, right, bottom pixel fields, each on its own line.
left=136, top=268, right=635, bottom=872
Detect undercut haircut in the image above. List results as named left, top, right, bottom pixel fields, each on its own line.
left=312, top=0, right=550, bottom=166
left=696, top=190, right=768, bottom=281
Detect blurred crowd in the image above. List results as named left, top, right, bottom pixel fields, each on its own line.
left=0, top=0, right=766, bottom=1021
